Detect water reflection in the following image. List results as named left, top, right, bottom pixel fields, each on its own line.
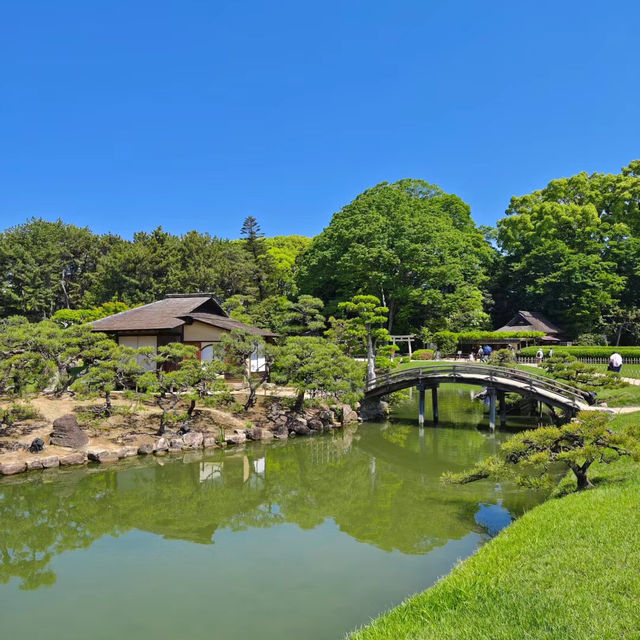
left=0, top=415, right=541, bottom=592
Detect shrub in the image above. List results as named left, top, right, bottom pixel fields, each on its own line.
left=399, top=356, right=410, bottom=364
left=520, top=346, right=640, bottom=359
left=489, top=348, right=516, bottom=367
left=411, top=349, right=435, bottom=360
left=575, top=333, right=609, bottom=346
left=0, top=402, right=42, bottom=428
left=432, top=331, right=458, bottom=355
left=541, top=354, right=626, bottom=390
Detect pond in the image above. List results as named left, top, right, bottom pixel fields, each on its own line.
left=0, top=387, right=546, bottom=639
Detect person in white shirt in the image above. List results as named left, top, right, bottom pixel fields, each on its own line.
left=536, top=348, right=543, bottom=363
left=609, top=352, right=623, bottom=373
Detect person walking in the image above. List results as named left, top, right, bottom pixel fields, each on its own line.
left=536, top=348, right=544, bottom=364
left=548, top=348, right=554, bottom=358
left=609, top=352, right=623, bottom=373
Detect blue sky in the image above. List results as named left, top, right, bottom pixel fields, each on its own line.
left=1, top=1, right=638, bottom=239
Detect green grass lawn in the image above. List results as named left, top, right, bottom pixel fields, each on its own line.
left=349, top=412, right=640, bottom=640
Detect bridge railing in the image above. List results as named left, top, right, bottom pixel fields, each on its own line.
left=366, top=363, right=589, bottom=406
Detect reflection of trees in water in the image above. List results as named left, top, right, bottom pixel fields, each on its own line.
left=0, top=424, right=543, bottom=590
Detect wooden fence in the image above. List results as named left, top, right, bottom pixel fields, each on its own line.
left=517, top=356, right=640, bottom=365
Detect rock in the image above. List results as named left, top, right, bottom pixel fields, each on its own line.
left=246, top=426, right=274, bottom=441
left=50, top=414, right=89, bottom=448
left=169, top=437, right=185, bottom=452
left=226, top=432, right=247, bottom=445
left=266, top=402, right=284, bottom=422
left=182, top=431, right=204, bottom=450
left=26, top=455, right=59, bottom=471
left=340, top=404, right=358, bottom=425
left=307, top=418, right=325, bottom=432
left=203, top=436, right=218, bottom=449
left=154, top=437, right=169, bottom=452
left=87, top=450, right=119, bottom=463
left=29, top=437, right=45, bottom=453
left=287, top=416, right=312, bottom=436
left=273, top=423, right=289, bottom=439
left=138, top=442, right=154, bottom=455
left=318, top=409, right=337, bottom=425
left=358, top=398, right=389, bottom=422
left=59, top=451, right=87, bottom=466
left=120, top=446, right=138, bottom=458
left=0, top=460, right=26, bottom=475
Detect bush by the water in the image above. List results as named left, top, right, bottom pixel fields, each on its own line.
left=520, top=345, right=640, bottom=359
left=411, top=349, right=435, bottom=360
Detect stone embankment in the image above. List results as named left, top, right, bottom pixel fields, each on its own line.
left=0, top=401, right=359, bottom=477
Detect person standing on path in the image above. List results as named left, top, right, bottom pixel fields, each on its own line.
left=609, top=352, right=623, bottom=373
left=536, top=348, right=544, bottom=364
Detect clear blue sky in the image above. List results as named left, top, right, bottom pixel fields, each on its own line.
left=1, top=1, right=638, bottom=239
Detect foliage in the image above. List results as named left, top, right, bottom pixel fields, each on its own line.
left=0, top=403, right=42, bottom=429
left=489, top=348, right=516, bottom=367
left=456, top=330, right=545, bottom=341
left=297, top=179, right=493, bottom=334
left=444, top=411, right=640, bottom=491
left=574, top=332, right=608, bottom=346
left=51, top=301, right=132, bottom=327
left=338, top=295, right=389, bottom=382
left=70, top=344, right=146, bottom=416
left=432, top=331, right=458, bottom=355
left=271, top=337, right=365, bottom=410
left=494, top=161, right=640, bottom=339
left=411, top=349, right=435, bottom=361
left=540, top=353, right=626, bottom=390
left=218, top=329, right=270, bottom=410
left=520, top=345, right=640, bottom=359
left=0, top=317, right=115, bottom=396
left=137, top=343, right=227, bottom=434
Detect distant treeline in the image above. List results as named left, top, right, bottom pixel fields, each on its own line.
left=1, top=161, right=639, bottom=343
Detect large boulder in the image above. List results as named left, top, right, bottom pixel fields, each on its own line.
left=26, top=455, right=59, bottom=471
left=138, top=442, right=154, bottom=455
left=87, top=449, right=119, bottom=463
left=318, top=409, right=337, bottom=426
left=50, top=414, right=89, bottom=448
left=0, top=460, right=26, bottom=475
left=226, top=430, right=247, bottom=445
left=154, top=437, right=169, bottom=453
left=273, top=423, right=289, bottom=439
left=340, top=404, right=358, bottom=425
left=307, top=418, right=326, bottom=432
left=246, top=426, right=274, bottom=441
left=59, top=451, right=87, bottom=466
left=182, top=431, right=204, bottom=450
left=358, top=398, right=389, bottom=422
left=287, top=416, right=312, bottom=436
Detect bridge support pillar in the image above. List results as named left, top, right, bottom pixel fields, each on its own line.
left=432, top=385, right=439, bottom=425
left=498, top=390, right=506, bottom=427
left=417, top=384, right=426, bottom=426
left=488, top=387, right=497, bottom=430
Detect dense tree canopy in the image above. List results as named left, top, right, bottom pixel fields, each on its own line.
left=296, top=179, right=493, bottom=334
left=494, top=161, right=640, bottom=340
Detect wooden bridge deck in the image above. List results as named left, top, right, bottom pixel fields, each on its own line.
left=365, top=364, right=593, bottom=414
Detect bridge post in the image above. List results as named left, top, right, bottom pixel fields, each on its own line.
left=432, top=385, right=439, bottom=425
left=498, top=390, right=506, bottom=427
left=488, top=387, right=497, bottom=430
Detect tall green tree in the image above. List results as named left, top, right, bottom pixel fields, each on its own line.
left=495, top=160, right=640, bottom=338
left=297, top=179, right=492, bottom=334
left=338, top=295, right=389, bottom=383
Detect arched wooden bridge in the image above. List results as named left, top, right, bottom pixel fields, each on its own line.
left=365, top=364, right=594, bottom=427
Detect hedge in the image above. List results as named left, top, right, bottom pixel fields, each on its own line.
left=457, top=330, right=545, bottom=341
left=520, top=346, right=640, bottom=358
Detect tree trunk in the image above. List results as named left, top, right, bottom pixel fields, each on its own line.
left=104, top=390, right=112, bottom=416
left=366, top=330, right=376, bottom=384
left=573, top=468, right=593, bottom=490
left=187, top=399, right=196, bottom=418
left=293, top=389, right=305, bottom=412
left=616, top=324, right=623, bottom=347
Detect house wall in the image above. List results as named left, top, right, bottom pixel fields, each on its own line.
left=118, top=335, right=157, bottom=371
left=183, top=322, right=227, bottom=342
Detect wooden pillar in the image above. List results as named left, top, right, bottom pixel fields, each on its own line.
left=498, top=390, right=506, bottom=427
left=418, top=384, right=425, bottom=426
left=432, top=385, right=439, bottom=425
left=489, top=388, right=496, bottom=430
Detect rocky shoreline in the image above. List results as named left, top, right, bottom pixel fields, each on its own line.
left=0, top=399, right=361, bottom=477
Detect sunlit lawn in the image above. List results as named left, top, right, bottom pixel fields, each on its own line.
left=349, top=412, right=640, bottom=640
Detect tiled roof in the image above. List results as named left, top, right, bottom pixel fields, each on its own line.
left=185, top=313, right=278, bottom=338
left=90, top=295, right=221, bottom=331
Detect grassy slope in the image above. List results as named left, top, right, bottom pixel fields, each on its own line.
left=349, top=414, right=640, bottom=640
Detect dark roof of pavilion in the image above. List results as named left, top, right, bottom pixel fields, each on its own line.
left=496, top=310, right=563, bottom=335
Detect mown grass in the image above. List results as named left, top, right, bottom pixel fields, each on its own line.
left=349, top=413, right=640, bottom=640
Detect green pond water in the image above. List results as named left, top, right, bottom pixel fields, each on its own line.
left=0, top=387, right=546, bottom=639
